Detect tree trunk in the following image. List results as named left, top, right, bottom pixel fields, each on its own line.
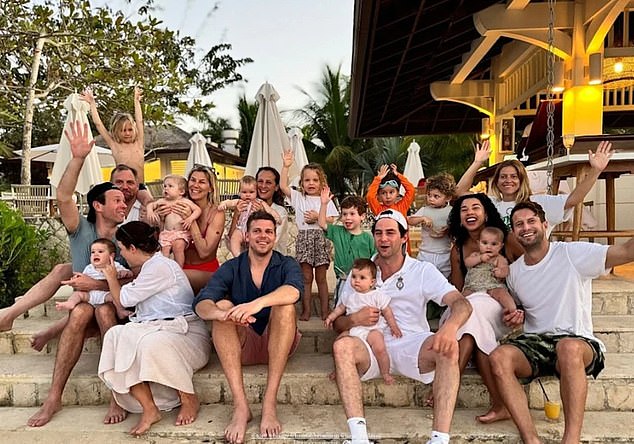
left=21, top=36, right=46, bottom=185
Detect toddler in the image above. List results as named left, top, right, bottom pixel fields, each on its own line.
left=281, top=150, right=339, bottom=320
left=325, top=259, right=402, bottom=384
left=219, top=175, right=281, bottom=258
left=366, top=163, right=415, bottom=218
left=56, top=239, right=133, bottom=319
left=408, top=173, right=455, bottom=278
left=463, top=226, right=517, bottom=313
left=146, top=175, right=201, bottom=267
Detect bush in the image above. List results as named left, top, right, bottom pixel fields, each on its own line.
left=0, top=202, right=62, bottom=308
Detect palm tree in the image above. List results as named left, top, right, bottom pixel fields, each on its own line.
left=415, top=134, right=477, bottom=179
left=237, top=94, right=258, bottom=159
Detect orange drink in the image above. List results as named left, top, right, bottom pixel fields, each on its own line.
left=544, top=400, right=561, bottom=420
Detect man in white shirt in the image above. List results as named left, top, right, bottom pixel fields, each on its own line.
left=333, top=210, right=472, bottom=444
left=490, top=201, right=634, bottom=444
left=109, top=164, right=143, bottom=223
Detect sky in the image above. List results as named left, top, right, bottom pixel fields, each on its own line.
left=94, top=0, right=355, bottom=131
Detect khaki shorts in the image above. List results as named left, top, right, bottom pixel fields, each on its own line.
left=241, top=323, right=302, bottom=365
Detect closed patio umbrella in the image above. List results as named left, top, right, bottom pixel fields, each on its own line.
left=185, top=132, right=213, bottom=177
left=287, top=127, right=309, bottom=186
left=403, top=141, right=425, bottom=186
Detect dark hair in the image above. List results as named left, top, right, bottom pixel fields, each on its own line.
left=246, top=210, right=277, bottom=231
left=110, top=164, right=138, bottom=181
left=115, top=221, right=160, bottom=253
left=510, top=201, right=547, bottom=224
left=352, top=258, right=377, bottom=278
left=447, top=193, right=508, bottom=248
left=340, top=196, right=367, bottom=215
left=256, top=167, right=285, bottom=206
left=92, top=238, right=116, bottom=254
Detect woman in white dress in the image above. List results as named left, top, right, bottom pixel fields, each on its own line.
left=99, top=221, right=211, bottom=436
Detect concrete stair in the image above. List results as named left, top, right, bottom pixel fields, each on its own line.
left=0, top=277, right=633, bottom=442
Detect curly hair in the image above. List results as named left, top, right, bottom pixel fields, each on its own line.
left=425, top=172, right=456, bottom=198
left=447, top=193, right=508, bottom=248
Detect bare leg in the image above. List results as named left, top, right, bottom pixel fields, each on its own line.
left=299, top=263, right=314, bottom=321
left=128, top=382, right=162, bottom=435
left=27, top=302, right=95, bottom=427
left=333, top=336, right=372, bottom=419
left=427, top=334, right=475, bottom=407
left=314, top=264, right=330, bottom=320
left=260, top=304, right=296, bottom=438
left=556, top=338, right=595, bottom=444
left=183, top=269, right=214, bottom=295
left=175, top=391, right=200, bottom=426
left=489, top=345, right=542, bottom=444
left=55, top=291, right=86, bottom=312
left=31, top=317, right=68, bottom=352
left=172, top=239, right=187, bottom=268
left=367, top=330, right=393, bottom=384
left=212, top=300, right=252, bottom=444
left=0, top=263, right=72, bottom=331
left=103, top=295, right=133, bottom=319
left=161, top=244, right=172, bottom=258
left=474, top=349, right=510, bottom=423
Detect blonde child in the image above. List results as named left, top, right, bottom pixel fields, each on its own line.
left=281, top=150, right=339, bottom=320
left=146, top=175, right=201, bottom=267
left=408, top=173, right=456, bottom=278
left=325, top=259, right=402, bottom=384
left=463, top=226, right=517, bottom=313
left=219, top=175, right=281, bottom=258
left=366, top=163, right=415, bottom=217
left=55, top=239, right=133, bottom=319
left=81, top=86, right=153, bottom=205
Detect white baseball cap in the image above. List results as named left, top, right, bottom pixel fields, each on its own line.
left=374, top=209, right=408, bottom=231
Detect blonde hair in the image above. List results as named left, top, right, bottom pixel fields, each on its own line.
left=109, top=112, right=137, bottom=143
left=240, top=175, right=257, bottom=189
left=299, top=163, right=327, bottom=195
left=163, top=174, right=188, bottom=194
left=490, top=160, right=531, bottom=202
left=187, top=166, right=220, bottom=205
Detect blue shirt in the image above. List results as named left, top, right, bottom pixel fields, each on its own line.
left=193, top=251, right=304, bottom=335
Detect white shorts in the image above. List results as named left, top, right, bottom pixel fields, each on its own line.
left=88, top=290, right=110, bottom=306
left=359, top=331, right=436, bottom=383
left=416, top=251, right=451, bottom=278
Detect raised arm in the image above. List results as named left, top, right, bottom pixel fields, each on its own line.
left=394, top=166, right=416, bottom=207
left=366, top=164, right=389, bottom=215
left=280, top=149, right=293, bottom=197
left=318, top=185, right=332, bottom=231
left=455, top=141, right=491, bottom=196
left=605, top=236, right=634, bottom=269
left=133, top=86, right=144, bottom=150
left=564, top=141, right=613, bottom=210
left=80, top=88, right=115, bottom=148
left=57, top=121, right=95, bottom=233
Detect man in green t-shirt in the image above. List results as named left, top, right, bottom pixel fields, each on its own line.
left=319, top=187, right=376, bottom=304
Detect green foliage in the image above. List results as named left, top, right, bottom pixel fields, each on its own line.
left=200, top=116, right=231, bottom=144
left=0, top=202, right=63, bottom=308
left=237, top=94, right=259, bottom=159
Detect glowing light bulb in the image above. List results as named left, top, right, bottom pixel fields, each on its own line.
left=614, top=59, right=624, bottom=73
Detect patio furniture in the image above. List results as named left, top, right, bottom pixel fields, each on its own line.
left=10, top=184, right=53, bottom=218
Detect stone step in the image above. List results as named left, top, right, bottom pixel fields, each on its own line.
left=0, top=352, right=631, bottom=411
left=0, top=405, right=632, bottom=444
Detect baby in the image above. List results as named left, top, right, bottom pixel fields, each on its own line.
left=56, top=238, right=133, bottom=319
left=325, top=258, right=402, bottom=384
left=463, top=226, right=517, bottom=313
left=145, top=175, right=201, bottom=267
left=219, top=175, right=281, bottom=258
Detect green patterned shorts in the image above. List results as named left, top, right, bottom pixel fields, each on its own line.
left=502, top=333, right=605, bottom=384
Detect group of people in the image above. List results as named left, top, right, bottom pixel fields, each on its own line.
left=0, top=86, right=631, bottom=444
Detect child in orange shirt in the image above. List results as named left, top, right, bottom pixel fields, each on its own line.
left=366, top=164, right=415, bottom=218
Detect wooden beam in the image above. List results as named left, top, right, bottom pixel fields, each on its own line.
left=451, top=35, right=499, bottom=84
left=430, top=80, right=494, bottom=114
left=475, top=2, right=574, bottom=34
left=502, top=29, right=572, bottom=58
left=586, top=0, right=630, bottom=54
left=506, top=0, right=531, bottom=10
left=493, top=41, right=536, bottom=78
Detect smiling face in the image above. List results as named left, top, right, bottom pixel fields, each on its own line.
left=340, top=206, right=364, bottom=231
left=350, top=267, right=376, bottom=293
left=246, top=218, right=276, bottom=257
left=459, top=197, right=486, bottom=232
left=373, top=218, right=407, bottom=259
left=90, top=242, right=114, bottom=268
left=97, top=189, right=127, bottom=224
left=301, top=168, right=322, bottom=196
left=511, top=208, right=548, bottom=250
left=479, top=231, right=503, bottom=256
left=256, top=170, right=279, bottom=204
left=496, top=166, right=521, bottom=201
left=187, top=171, right=212, bottom=203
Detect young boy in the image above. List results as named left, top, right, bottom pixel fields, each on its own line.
left=145, top=175, right=201, bottom=267
left=408, top=173, right=456, bottom=278
left=55, top=239, right=133, bottom=319
left=324, top=258, right=402, bottom=384
left=318, top=186, right=376, bottom=304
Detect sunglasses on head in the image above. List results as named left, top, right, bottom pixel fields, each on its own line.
left=379, top=179, right=399, bottom=189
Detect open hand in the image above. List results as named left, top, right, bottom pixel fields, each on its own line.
left=588, top=140, right=613, bottom=172
left=64, top=121, right=95, bottom=160
left=474, top=140, right=491, bottom=164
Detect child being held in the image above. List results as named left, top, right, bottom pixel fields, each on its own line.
left=463, top=226, right=517, bottom=313
left=145, top=175, right=201, bottom=267
left=318, top=186, right=376, bottom=305
left=366, top=163, right=415, bottom=218
left=408, top=173, right=455, bottom=278
left=56, top=239, right=133, bottom=319
left=219, top=175, right=281, bottom=258
left=325, top=259, right=402, bottom=384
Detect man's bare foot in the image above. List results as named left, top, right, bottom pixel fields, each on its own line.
left=129, top=408, right=161, bottom=436
left=0, top=307, right=15, bottom=332
left=27, top=399, right=62, bottom=427
left=224, top=405, right=253, bottom=444
left=175, top=392, right=199, bottom=426
left=382, top=373, right=395, bottom=385
left=260, top=405, right=282, bottom=438
left=299, top=311, right=310, bottom=321
left=476, top=406, right=511, bottom=424
left=103, top=398, right=127, bottom=424
left=328, top=370, right=337, bottom=381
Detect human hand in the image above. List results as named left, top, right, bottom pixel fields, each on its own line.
left=390, top=164, right=398, bottom=174
left=320, top=185, right=332, bottom=205
left=480, top=252, right=493, bottom=263
left=377, top=164, right=389, bottom=178
left=182, top=216, right=195, bottom=230
left=171, top=201, right=193, bottom=219
left=79, top=88, right=96, bottom=105
left=62, top=272, right=101, bottom=292
left=282, top=149, right=294, bottom=168
left=419, top=216, right=433, bottom=229
left=304, top=209, right=318, bottom=224
left=134, top=86, right=143, bottom=102
left=425, top=328, right=458, bottom=355
left=351, top=306, right=380, bottom=327
left=503, top=308, right=524, bottom=328
left=324, top=316, right=334, bottom=329
left=474, top=140, right=491, bottom=164
left=64, top=121, right=95, bottom=160
left=102, top=258, right=118, bottom=281
left=588, top=140, right=613, bottom=172
left=227, top=301, right=261, bottom=326
left=390, top=324, right=403, bottom=338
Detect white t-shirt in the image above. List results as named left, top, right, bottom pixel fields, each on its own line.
left=340, top=255, right=456, bottom=336
left=412, top=204, right=452, bottom=254
left=123, top=200, right=142, bottom=224
left=289, top=188, right=339, bottom=230
left=491, top=194, right=572, bottom=237
left=507, top=241, right=607, bottom=351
